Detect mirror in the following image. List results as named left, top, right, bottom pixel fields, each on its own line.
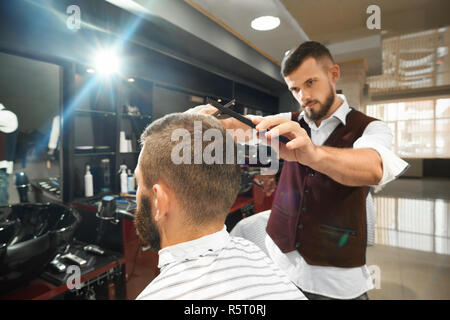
left=0, top=51, right=62, bottom=205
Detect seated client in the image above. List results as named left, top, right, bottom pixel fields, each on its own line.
left=134, top=112, right=306, bottom=300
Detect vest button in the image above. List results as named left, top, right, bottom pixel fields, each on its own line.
left=295, top=242, right=300, bottom=248
left=308, top=172, right=315, bottom=177
left=304, top=188, right=310, bottom=194
left=298, top=224, right=303, bottom=230
left=302, top=206, right=307, bottom=212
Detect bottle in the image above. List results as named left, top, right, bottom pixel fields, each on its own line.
left=120, top=131, right=127, bottom=153
left=127, top=169, right=135, bottom=192
left=120, top=164, right=128, bottom=194
left=101, top=158, right=111, bottom=191
left=84, top=165, right=94, bottom=197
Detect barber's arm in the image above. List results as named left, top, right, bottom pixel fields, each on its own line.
left=252, top=116, right=384, bottom=187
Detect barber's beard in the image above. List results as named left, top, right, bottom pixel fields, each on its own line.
left=301, top=83, right=335, bottom=122
left=134, top=195, right=161, bottom=251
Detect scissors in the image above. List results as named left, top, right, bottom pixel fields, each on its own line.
left=206, top=97, right=290, bottom=144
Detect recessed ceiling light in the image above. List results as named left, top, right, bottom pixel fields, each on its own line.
left=127, top=78, right=135, bottom=83
left=86, top=68, right=95, bottom=73
left=251, top=16, right=280, bottom=31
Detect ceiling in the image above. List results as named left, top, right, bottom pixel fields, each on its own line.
left=186, top=0, right=450, bottom=76
left=106, top=0, right=449, bottom=83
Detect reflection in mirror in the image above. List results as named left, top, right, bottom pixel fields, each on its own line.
left=0, top=51, right=61, bottom=205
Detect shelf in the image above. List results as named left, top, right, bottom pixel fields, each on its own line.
left=118, top=113, right=152, bottom=120
left=75, top=109, right=116, bottom=116
left=74, top=152, right=116, bottom=157
left=118, top=151, right=140, bottom=155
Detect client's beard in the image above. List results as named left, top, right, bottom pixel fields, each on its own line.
left=134, top=195, right=161, bottom=251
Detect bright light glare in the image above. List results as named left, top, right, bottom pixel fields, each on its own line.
left=94, top=50, right=120, bottom=75
left=86, top=68, right=95, bottom=74
left=127, top=78, right=135, bottom=83
left=251, top=16, right=280, bottom=31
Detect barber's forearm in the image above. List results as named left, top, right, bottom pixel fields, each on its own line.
left=309, top=146, right=383, bottom=186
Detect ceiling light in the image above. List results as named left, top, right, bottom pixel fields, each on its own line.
left=127, top=78, right=135, bottom=83
left=86, top=68, right=95, bottom=74
left=93, top=49, right=120, bottom=75
left=251, top=16, right=280, bottom=31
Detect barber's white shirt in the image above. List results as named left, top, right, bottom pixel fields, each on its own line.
left=0, top=103, right=18, bottom=174
left=136, top=226, right=306, bottom=300
left=264, top=94, right=409, bottom=299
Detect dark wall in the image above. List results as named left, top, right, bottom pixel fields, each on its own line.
left=278, top=89, right=299, bottom=113
left=153, top=86, right=204, bottom=121
left=423, top=159, right=450, bottom=178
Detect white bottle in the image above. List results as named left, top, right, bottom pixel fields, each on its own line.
left=127, top=169, right=135, bottom=192
left=84, top=165, right=94, bottom=197
left=119, top=131, right=127, bottom=153
left=120, top=164, right=128, bottom=194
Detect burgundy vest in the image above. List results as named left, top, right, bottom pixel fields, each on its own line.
left=266, top=109, right=377, bottom=268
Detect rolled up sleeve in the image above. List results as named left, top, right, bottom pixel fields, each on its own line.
left=353, top=120, right=410, bottom=192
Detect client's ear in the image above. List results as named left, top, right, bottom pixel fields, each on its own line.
left=152, top=183, right=170, bottom=222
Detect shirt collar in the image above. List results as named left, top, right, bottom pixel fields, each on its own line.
left=158, top=225, right=229, bottom=269
left=299, top=94, right=350, bottom=128
left=0, top=103, right=5, bottom=111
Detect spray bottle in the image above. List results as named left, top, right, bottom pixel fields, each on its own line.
left=84, top=164, right=94, bottom=197
left=120, top=164, right=128, bottom=194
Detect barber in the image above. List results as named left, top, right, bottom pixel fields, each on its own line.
left=190, top=41, right=409, bottom=300
left=0, top=102, right=18, bottom=206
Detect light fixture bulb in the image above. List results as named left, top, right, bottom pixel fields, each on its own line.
left=94, top=49, right=120, bottom=75
left=251, top=16, right=280, bottom=31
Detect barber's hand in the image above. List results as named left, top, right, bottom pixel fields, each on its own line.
left=185, top=104, right=255, bottom=134
left=185, top=104, right=218, bottom=116
left=253, top=117, right=318, bottom=165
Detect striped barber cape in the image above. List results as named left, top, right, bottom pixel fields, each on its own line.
left=136, top=226, right=306, bottom=300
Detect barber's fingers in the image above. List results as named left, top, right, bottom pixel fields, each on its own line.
left=185, top=104, right=218, bottom=115
left=284, top=136, right=311, bottom=150
left=250, top=117, right=264, bottom=125
left=265, top=121, right=306, bottom=140
left=254, top=116, right=289, bottom=131
left=264, top=121, right=310, bottom=150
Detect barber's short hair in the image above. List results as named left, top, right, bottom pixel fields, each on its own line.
left=139, top=113, right=241, bottom=225
left=281, top=41, right=335, bottom=77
